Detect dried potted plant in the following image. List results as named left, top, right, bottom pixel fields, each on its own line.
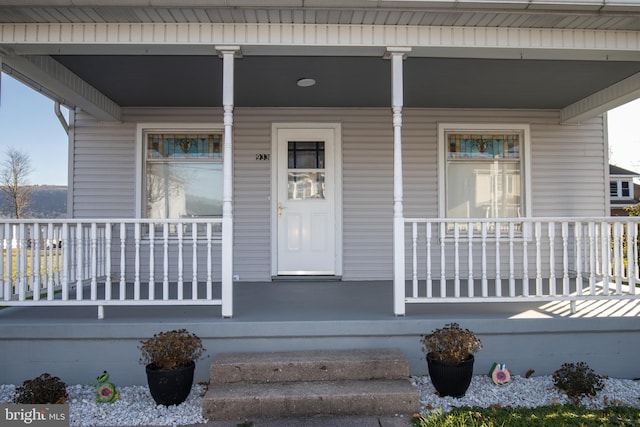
left=139, top=329, right=206, bottom=406
left=420, top=322, right=482, bottom=398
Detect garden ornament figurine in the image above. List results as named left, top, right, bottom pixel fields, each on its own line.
left=94, top=371, right=119, bottom=403
left=488, top=362, right=511, bottom=385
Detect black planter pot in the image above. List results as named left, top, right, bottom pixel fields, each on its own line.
left=145, top=361, right=195, bottom=406
left=426, top=353, right=475, bottom=398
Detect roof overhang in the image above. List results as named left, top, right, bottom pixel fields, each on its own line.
left=2, top=4, right=640, bottom=123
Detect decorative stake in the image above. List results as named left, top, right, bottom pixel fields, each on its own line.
left=94, top=371, right=119, bottom=403
left=488, top=362, right=511, bottom=385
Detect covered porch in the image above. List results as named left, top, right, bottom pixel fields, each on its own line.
left=1, top=0, right=640, bottom=389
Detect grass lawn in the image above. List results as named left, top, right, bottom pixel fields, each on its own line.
left=2, top=248, right=62, bottom=283
left=412, top=405, right=640, bottom=427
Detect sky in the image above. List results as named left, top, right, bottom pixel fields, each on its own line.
left=0, top=72, right=639, bottom=186
left=0, top=73, right=69, bottom=186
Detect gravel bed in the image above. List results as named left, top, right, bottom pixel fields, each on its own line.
left=411, top=375, right=640, bottom=414
left=1, top=376, right=639, bottom=426
left=0, top=383, right=208, bottom=426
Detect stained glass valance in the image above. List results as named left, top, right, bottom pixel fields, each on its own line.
left=147, top=133, right=222, bottom=159
left=447, top=133, right=520, bottom=159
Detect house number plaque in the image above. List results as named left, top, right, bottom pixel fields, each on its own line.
left=256, top=154, right=270, bottom=161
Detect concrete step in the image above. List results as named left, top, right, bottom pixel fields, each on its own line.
left=202, top=379, right=419, bottom=421
left=209, top=349, right=409, bottom=384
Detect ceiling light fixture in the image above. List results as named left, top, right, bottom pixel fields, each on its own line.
left=296, top=78, right=316, bottom=87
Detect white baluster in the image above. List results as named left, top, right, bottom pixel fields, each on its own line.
left=47, top=223, right=55, bottom=298
left=495, top=222, right=501, bottom=297
left=206, top=223, right=213, bottom=300
left=467, top=223, right=474, bottom=298
left=61, top=223, right=69, bottom=301
left=18, top=223, right=26, bottom=300
left=148, top=224, right=155, bottom=300
left=535, top=222, right=542, bottom=296
left=440, top=222, right=446, bottom=298
left=119, top=223, right=126, bottom=300
left=0, top=224, right=5, bottom=300
left=481, top=222, right=487, bottom=297
left=53, top=225, right=61, bottom=287
left=412, top=222, right=418, bottom=298
left=192, top=223, right=198, bottom=300
left=548, top=222, right=556, bottom=296
left=25, top=222, right=38, bottom=301
left=91, top=223, right=98, bottom=301
left=105, top=224, right=112, bottom=301
left=600, top=222, right=610, bottom=296
left=509, top=222, right=515, bottom=297
left=163, top=223, right=169, bottom=300
left=5, top=224, right=13, bottom=299
left=612, top=222, right=622, bottom=293
left=178, top=224, right=184, bottom=300
left=628, top=220, right=637, bottom=294
left=454, top=223, right=460, bottom=298
left=32, top=223, right=41, bottom=300
left=522, top=222, right=529, bottom=297
left=588, top=222, right=596, bottom=295
left=562, top=222, right=569, bottom=296
left=575, top=222, right=583, bottom=296
left=76, top=223, right=83, bottom=300
left=134, top=222, right=140, bottom=301
left=426, top=222, right=432, bottom=298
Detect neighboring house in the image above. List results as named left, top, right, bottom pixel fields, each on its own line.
left=610, top=164, right=640, bottom=216
left=1, top=1, right=640, bottom=386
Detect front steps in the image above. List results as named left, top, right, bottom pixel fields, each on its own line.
left=202, top=349, right=420, bottom=421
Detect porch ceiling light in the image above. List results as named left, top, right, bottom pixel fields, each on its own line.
left=296, top=78, right=316, bottom=87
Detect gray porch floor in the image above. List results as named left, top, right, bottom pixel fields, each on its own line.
left=1, top=280, right=638, bottom=323
left=1, top=281, right=639, bottom=385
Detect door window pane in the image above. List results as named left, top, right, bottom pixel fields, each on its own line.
left=288, top=172, right=325, bottom=200
left=288, top=141, right=325, bottom=169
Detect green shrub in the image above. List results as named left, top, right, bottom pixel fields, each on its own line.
left=552, top=362, right=604, bottom=402
left=13, top=373, right=68, bottom=404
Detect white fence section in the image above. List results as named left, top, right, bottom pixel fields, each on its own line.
left=404, top=217, right=640, bottom=311
left=0, top=219, right=225, bottom=319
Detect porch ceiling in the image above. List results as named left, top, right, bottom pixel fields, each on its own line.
left=50, top=54, right=640, bottom=109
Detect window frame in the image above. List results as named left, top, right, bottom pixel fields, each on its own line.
left=437, top=123, right=532, bottom=222
left=610, top=179, right=634, bottom=200
left=135, top=123, right=225, bottom=219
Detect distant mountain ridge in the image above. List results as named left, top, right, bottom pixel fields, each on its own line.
left=0, top=185, right=67, bottom=218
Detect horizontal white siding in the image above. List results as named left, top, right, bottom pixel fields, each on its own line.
left=70, top=107, right=607, bottom=281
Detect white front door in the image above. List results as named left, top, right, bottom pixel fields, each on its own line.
left=273, top=125, right=341, bottom=276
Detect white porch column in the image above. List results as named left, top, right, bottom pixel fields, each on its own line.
left=386, top=47, right=411, bottom=316
left=217, top=46, right=240, bottom=318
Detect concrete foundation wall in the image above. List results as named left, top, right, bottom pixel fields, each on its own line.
left=0, top=316, right=638, bottom=386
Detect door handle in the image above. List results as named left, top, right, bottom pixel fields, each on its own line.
left=278, top=202, right=286, bottom=217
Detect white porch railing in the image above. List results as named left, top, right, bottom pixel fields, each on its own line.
left=0, top=219, right=226, bottom=319
left=403, top=217, right=640, bottom=313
